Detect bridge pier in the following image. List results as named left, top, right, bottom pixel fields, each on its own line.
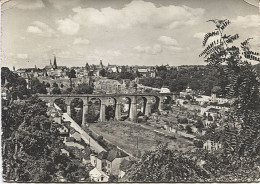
left=129, top=96, right=137, bottom=122
left=82, top=99, right=89, bottom=128
left=66, top=105, right=71, bottom=116
left=158, top=96, right=164, bottom=112
left=99, top=101, right=106, bottom=122
left=145, top=98, right=152, bottom=116
left=115, top=101, right=121, bottom=121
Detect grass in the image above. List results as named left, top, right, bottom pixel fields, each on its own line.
left=89, top=120, right=194, bottom=156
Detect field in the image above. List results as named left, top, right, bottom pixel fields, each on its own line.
left=89, top=121, right=194, bottom=156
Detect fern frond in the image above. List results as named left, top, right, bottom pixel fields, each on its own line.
left=202, top=31, right=220, bottom=46
left=226, top=34, right=239, bottom=44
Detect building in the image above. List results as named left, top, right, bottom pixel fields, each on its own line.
left=89, top=167, right=109, bottom=182
left=90, top=149, right=129, bottom=176
left=203, top=139, right=222, bottom=151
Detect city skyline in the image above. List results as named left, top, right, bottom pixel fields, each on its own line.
left=1, top=0, right=259, bottom=69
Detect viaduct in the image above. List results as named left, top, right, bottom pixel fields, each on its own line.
left=38, top=92, right=174, bottom=128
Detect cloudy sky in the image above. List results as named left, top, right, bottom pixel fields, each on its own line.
left=1, top=0, right=259, bottom=69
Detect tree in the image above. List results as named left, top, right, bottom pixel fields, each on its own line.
left=31, top=78, right=47, bottom=94
left=124, top=144, right=209, bottom=182
left=2, top=96, right=91, bottom=182
left=52, top=82, right=58, bottom=88
left=211, top=86, right=221, bottom=95
left=67, top=69, right=76, bottom=78
left=52, top=87, right=61, bottom=94
left=99, top=69, right=107, bottom=77
left=186, top=125, right=193, bottom=134
left=185, top=94, right=192, bottom=101
left=105, top=105, right=115, bottom=120
left=195, top=118, right=204, bottom=131
left=193, top=140, right=203, bottom=148
left=199, top=19, right=260, bottom=181
left=74, top=83, right=93, bottom=94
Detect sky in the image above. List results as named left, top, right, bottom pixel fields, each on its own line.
left=1, top=0, right=259, bottom=69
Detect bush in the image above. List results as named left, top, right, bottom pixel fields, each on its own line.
left=193, top=139, right=203, bottom=148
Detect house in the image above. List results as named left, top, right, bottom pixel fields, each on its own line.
left=61, top=148, right=70, bottom=156
left=90, top=149, right=129, bottom=176
left=89, top=167, right=109, bottom=182
left=160, top=87, right=170, bottom=94
left=203, top=139, right=222, bottom=151
left=69, top=130, right=81, bottom=142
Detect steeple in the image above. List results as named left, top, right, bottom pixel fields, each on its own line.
left=100, top=60, right=103, bottom=69
left=85, top=62, right=90, bottom=70
left=53, top=55, right=57, bottom=69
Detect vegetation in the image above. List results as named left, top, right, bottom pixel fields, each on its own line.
left=197, top=19, right=260, bottom=181
left=139, top=65, right=229, bottom=95
left=125, top=19, right=260, bottom=182
left=124, top=144, right=209, bottom=182
left=1, top=69, right=91, bottom=182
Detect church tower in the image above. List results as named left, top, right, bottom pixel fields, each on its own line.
left=100, top=60, right=104, bottom=69
left=85, top=62, right=90, bottom=71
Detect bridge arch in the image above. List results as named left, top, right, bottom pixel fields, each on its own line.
left=116, top=96, right=131, bottom=121
left=70, top=98, right=83, bottom=126
left=86, top=97, right=101, bottom=123
left=104, top=97, right=116, bottom=121
left=137, top=96, right=147, bottom=117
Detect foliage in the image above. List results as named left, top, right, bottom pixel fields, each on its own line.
left=193, top=140, right=204, bottom=148
left=2, top=96, right=91, bottom=182
left=52, top=87, right=61, bottom=94
left=186, top=125, right=193, bottom=134
left=107, top=71, right=138, bottom=81
left=124, top=144, right=210, bottom=182
left=139, top=65, right=228, bottom=95
left=73, top=83, right=93, bottom=94
left=31, top=78, right=47, bottom=94
left=199, top=19, right=260, bottom=181
left=105, top=105, right=115, bottom=120
left=70, top=99, right=83, bottom=125
left=1, top=67, right=28, bottom=100
left=67, top=69, right=76, bottom=78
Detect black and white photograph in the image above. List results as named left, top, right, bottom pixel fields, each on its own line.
left=1, top=0, right=259, bottom=182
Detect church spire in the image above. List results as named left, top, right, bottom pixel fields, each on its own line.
left=53, top=55, right=57, bottom=69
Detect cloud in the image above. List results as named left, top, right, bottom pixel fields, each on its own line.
left=133, top=44, right=162, bottom=55
left=17, top=54, right=28, bottom=59
left=48, top=0, right=81, bottom=10
left=193, top=32, right=206, bottom=39
left=14, top=0, right=44, bottom=10
left=93, top=49, right=122, bottom=57
left=106, top=50, right=121, bottom=57
left=232, top=15, right=259, bottom=28
left=158, top=36, right=178, bottom=46
left=27, top=21, right=55, bottom=37
left=58, top=0, right=204, bottom=31
left=164, top=46, right=184, bottom=51
left=57, top=18, right=80, bottom=35
left=27, top=26, right=43, bottom=34
left=73, top=37, right=90, bottom=45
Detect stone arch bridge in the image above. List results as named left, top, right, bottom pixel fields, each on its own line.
left=38, top=93, right=173, bottom=128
